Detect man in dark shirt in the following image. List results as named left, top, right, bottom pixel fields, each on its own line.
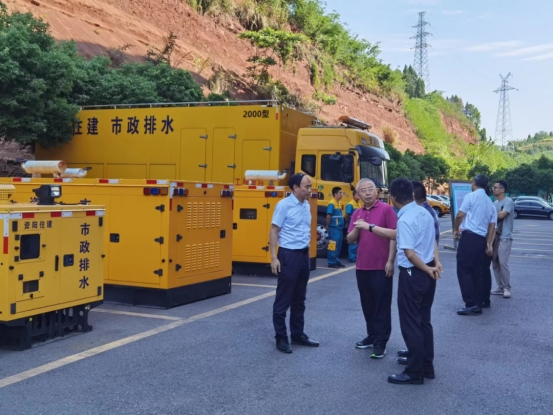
left=412, top=181, right=439, bottom=244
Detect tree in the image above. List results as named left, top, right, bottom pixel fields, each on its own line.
left=464, top=102, right=481, bottom=130
left=467, top=161, right=491, bottom=181
left=0, top=3, right=80, bottom=147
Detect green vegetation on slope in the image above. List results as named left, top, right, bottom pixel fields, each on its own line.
left=0, top=3, right=206, bottom=147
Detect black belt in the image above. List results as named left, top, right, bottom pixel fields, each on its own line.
left=461, top=230, right=484, bottom=237
left=280, top=247, right=309, bottom=253
left=399, top=260, right=435, bottom=271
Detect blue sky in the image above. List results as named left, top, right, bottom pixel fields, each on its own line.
left=321, top=0, right=552, bottom=142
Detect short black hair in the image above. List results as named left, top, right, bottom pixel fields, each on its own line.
left=332, top=186, right=342, bottom=196
left=288, top=173, right=305, bottom=190
left=390, top=178, right=414, bottom=204
left=411, top=180, right=426, bottom=201
left=353, top=190, right=357, bottom=196
left=474, top=174, right=489, bottom=189
left=496, top=179, right=508, bottom=192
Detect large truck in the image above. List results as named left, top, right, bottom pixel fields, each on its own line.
left=35, top=100, right=390, bottom=260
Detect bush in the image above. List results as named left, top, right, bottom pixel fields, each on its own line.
left=312, top=90, right=336, bottom=105
left=381, top=125, right=398, bottom=145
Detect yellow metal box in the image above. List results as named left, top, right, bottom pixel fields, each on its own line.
left=232, top=185, right=318, bottom=275
left=0, top=200, right=105, bottom=349
left=1, top=178, right=233, bottom=308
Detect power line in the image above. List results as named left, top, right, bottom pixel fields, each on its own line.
left=411, top=11, right=432, bottom=90
left=494, top=73, right=517, bottom=150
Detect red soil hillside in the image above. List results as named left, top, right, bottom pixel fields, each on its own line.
left=4, top=0, right=476, bottom=157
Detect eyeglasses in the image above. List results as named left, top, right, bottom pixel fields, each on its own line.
left=358, top=188, right=376, bottom=194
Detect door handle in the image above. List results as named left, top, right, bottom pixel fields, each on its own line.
left=55, top=255, right=59, bottom=271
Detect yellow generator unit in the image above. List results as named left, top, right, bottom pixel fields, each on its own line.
left=0, top=184, right=105, bottom=350
left=232, top=184, right=318, bottom=275
left=2, top=178, right=233, bottom=308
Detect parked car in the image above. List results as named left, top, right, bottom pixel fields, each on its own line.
left=427, top=198, right=450, bottom=217
left=428, top=194, right=450, bottom=207
left=513, top=199, right=553, bottom=220
left=512, top=196, right=548, bottom=204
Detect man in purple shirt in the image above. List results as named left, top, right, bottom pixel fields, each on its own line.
left=347, top=179, right=398, bottom=359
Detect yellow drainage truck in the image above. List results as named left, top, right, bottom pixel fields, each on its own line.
left=35, top=101, right=389, bottom=258
left=0, top=184, right=105, bottom=350
left=2, top=178, right=233, bottom=308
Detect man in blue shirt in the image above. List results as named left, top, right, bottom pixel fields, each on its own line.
left=454, top=175, right=497, bottom=316
left=370, top=178, right=442, bottom=385
left=270, top=173, right=319, bottom=354
left=326, top=187, right=345, bottom=268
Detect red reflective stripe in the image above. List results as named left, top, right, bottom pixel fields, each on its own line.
left=201, top=184, right=208, bottom=188
left=53, top=178, right=62, bottom=183
left=3, top=236, right=8, bottom=254
left=146, top=180, right=157, bottom=184
left=267, top=186, right=275, bottom=189
left=170, top=199, right=173, bottom=211
left=86, top=211, right=96, bottom=216
left=224, top=185, right=230, bottom=189
left=50, top=212, right=62, bottom=217
left=248, top=186, right=256, bottom=189
left=99, top=179, right=109, bottom=183
left=22, top=213, right=35, bottom=219
left=13, top=178, right=22, bottom=182
left=176, top=182, right=184, bottom=187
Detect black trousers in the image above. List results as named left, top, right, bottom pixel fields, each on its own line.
left=273, top=247, right=310, bottom=338
left=456, top=231, right=487, bottom=307
left=398, top=264, right=436, bottom=378
left=482, top=255, right=493, bottom=307
left=356, top=270, right=393, bottom=347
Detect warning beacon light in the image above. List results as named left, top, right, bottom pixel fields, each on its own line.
left=33, top=184, right=62, bottom=205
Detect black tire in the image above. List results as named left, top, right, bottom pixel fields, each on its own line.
left=432, top=206, right=443, bottom=217
left=549, top=212, right=553, bottom=221
left=317, top=216, right=328, bottom=258
left=513, top=210, right=519, bottom=219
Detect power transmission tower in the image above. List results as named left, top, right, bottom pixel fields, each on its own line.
left=494, top=73, right=517, bottom=150
left=411, top=11, right=432, bottom=91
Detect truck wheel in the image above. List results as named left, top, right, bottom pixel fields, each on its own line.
left=316, top=224, right=329, bottom=258
left=432, top=206, right=443, bottom=217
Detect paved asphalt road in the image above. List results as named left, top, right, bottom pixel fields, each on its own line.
left=1, top=216, right=552, bottom=414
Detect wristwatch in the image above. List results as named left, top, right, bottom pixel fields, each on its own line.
left=369, top=224, right=375, bottom=232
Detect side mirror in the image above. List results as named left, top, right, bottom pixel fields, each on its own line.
left=343, top=156, right=354, bottom=183
left=370, top=157, right=382, bottom=166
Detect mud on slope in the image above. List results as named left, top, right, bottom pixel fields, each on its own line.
left=7, top=0, right=427, bottom=152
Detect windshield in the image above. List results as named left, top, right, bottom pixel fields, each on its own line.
left=360, top=159, right=386, bottom=187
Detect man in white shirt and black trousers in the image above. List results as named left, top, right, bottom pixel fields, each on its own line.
left=370, top=178, right=442, bottom=385
left=454, top=174, right=497, bottom=316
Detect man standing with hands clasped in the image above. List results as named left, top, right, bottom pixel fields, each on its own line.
left=347, top=179, right=397, bottom=359
left=454, top=174, right=497, bottom=315
left=270, top=173, right=319, bottom=354
left=370, top=178, right=442, bottom=385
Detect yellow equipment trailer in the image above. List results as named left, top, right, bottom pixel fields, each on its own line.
left=35, top=101, right=390, bottom=259
left=0, top=184, right=105, bottom=350
left=1, top=178, right=233, bottom=308
left=232, top=185, right=318, bottom=274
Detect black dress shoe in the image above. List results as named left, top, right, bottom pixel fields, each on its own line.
left=457, top=305, right=483, bottom=315
left=291, top=334, right=320, bottom=347
left=276, top=337, right=292, bottom=354
left=397, top=349, right=408, bottom=357
left=388, top=372, right=424, bottom=385
left=397, top=357, right=408, bottom=365
left=424, top=371, right=435, bottom=380
left=481, top=302, right=491, bottom=309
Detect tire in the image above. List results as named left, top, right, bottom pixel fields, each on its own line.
left=549, top=212, right=553, bottom=220
left=316, top=222, right=329, bottom=258
left=513, top=210, right=519, bottom=219
left=432, top=206, right=443, bottom=217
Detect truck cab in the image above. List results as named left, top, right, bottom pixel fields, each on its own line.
left=295, top=116, right=390, bottom=257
